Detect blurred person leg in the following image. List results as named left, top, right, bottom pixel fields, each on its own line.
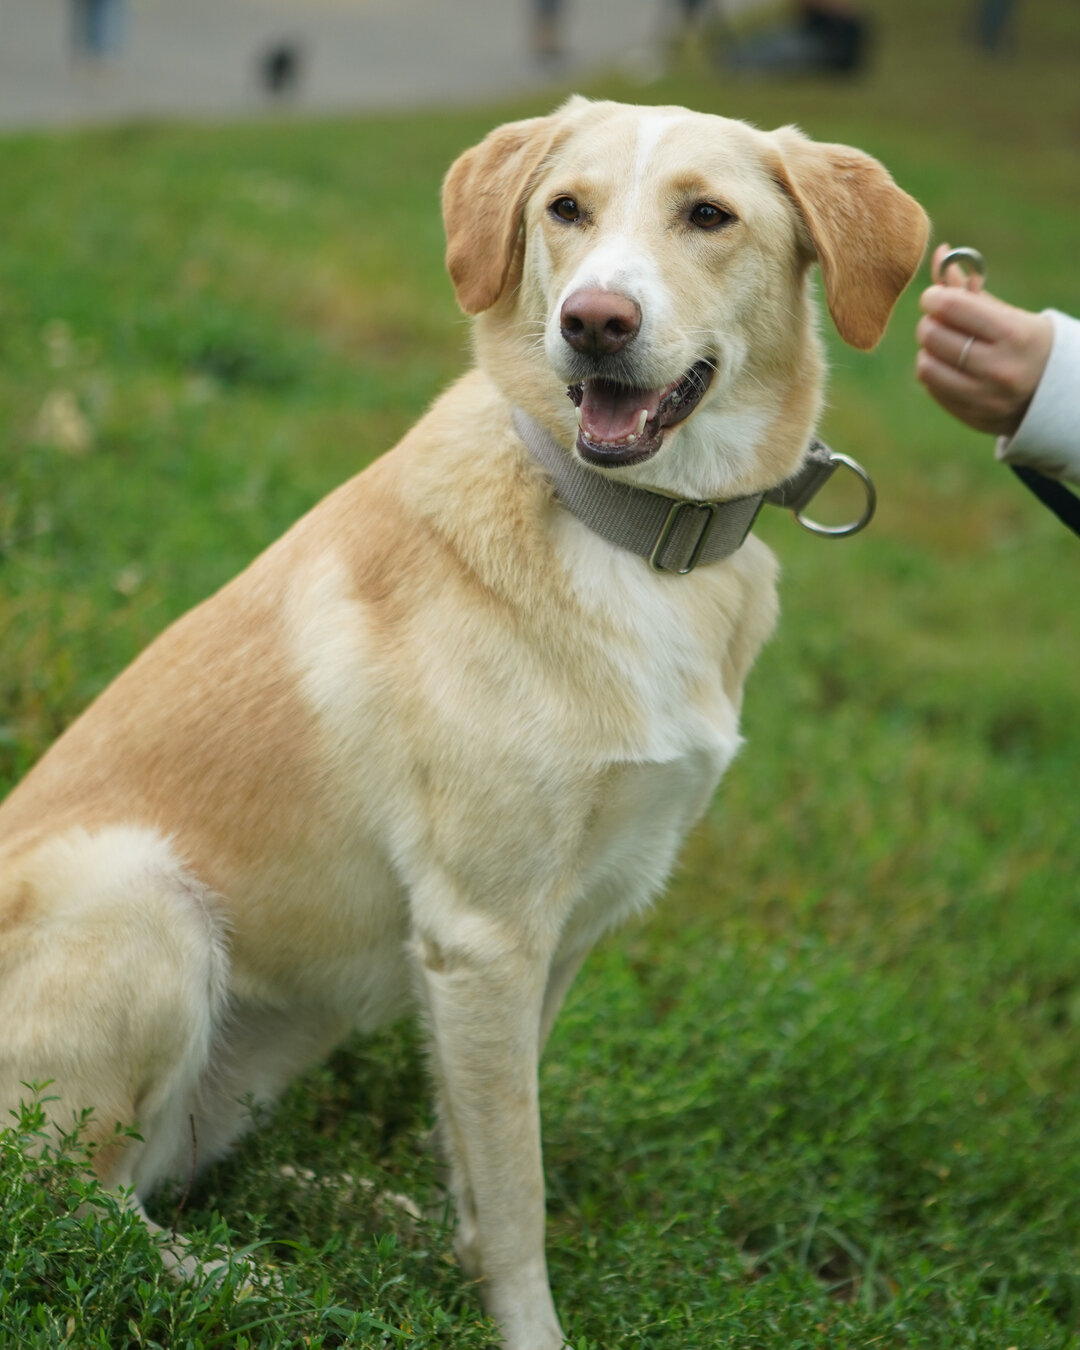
left=801, top=1, right=868, bottom=72
left=663, top=0, right=715, bottom=71
left=71, top=0, right=126, bottom=58
left=677, top=0, right=711, bottom=27
left=974, top=0, right=1017, bottom=52
left=532, top=0, right=564, bottom=61
left=727, top=1, right=868, bottom=76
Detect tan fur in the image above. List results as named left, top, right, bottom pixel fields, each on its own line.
left=0, top=99, right=926, bottom=1350
left=444, top=117, right=574, bottom=315
left=768, top=127, right=930, bottom=351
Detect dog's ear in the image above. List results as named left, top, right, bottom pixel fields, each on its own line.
left=443, top=114, right=569, bottom=315
left=770, top=127, right=929, bottom=351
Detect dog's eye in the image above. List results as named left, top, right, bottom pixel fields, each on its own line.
left=689, top=202, right=734, bottom=230
left=549, top=196, right=582, bottom=224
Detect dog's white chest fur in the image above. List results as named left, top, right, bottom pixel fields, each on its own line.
left=522, top=514, right=744, bottom=952
left=273, top=508, right=744, bottom=1005
left=287, top=518, right=742, bottom=967
left=553, top=511, right=743, bottom=765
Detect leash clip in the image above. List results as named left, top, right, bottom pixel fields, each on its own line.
left=936, top=246, right=986, bottom=286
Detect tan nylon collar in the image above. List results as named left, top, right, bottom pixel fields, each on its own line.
left=513, top=410, right=875, bottom=574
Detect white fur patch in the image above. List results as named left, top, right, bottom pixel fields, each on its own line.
left=630, top=112, right=688, bottom=208
left=623, top=399, right=778, bottom=501
left=545, top=114, right=689, bottom=373
left=551, top=510, right=742, bottom=769
left=285, top=551, right=373, bottom=729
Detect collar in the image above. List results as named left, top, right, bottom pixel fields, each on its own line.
left=513, top=409, right=876, bottom=574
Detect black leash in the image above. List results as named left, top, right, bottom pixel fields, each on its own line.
left=1011, top=465, right=1080, bottom=538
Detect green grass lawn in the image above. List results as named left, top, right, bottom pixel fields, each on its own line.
left=2, top=1, right=1079, bottom=1345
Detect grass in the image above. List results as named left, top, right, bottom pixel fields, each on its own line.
left=2, top=0, right=1079, bottom=1344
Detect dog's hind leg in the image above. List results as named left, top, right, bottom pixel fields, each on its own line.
left=0, top=825, right=230, bottom=1212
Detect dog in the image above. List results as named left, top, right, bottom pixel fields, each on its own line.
left=0, top=98, right=926, bottom=1349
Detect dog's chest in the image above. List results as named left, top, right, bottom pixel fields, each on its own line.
left=569, top=729, right=735, bottom=941
left=550, top=522, right=745, bottom=941
left=284, top=524, right=755, bottom=966
left=555, top=515, right=744, bottom=763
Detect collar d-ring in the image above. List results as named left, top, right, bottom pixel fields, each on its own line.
left=793, top=452, right=877, bottom=537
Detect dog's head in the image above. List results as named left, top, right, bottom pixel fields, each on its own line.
left=443, top=98, right=928, bottom=499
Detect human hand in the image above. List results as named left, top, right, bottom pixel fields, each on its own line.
left=915, top=242, right=1053, bottom=438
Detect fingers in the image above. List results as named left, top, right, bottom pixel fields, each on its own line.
left=914, top=346, right=1014, bottom=437
left=914, top=329, right=985, bottom=414
left=916, top=312, right=983, bottom=376
left=930, top=242, right=952, bottom=279
left=919, top=295, right=1053, bottom=382
left=914, top=343, right=979, bottom=403
left=916, top=243, right=1054, bottom=440
left=914, top=326, right=1046, bottom=438
left=923, top=242, right=1001, bottom=345
left=920, top=284, right=1014, bottom=342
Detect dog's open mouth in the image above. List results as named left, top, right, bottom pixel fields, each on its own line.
left=567, top=359, right=715, bottom=468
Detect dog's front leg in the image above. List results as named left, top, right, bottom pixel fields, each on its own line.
left=414, top=922, right=564, bottom=1350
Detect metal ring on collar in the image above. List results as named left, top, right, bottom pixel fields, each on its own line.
left=794, top=453, right=877, bottom=537
left=937, top=246, right=986, bottom=283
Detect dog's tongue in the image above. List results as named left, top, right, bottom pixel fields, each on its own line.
left=580, top=379, right=662, bottom=445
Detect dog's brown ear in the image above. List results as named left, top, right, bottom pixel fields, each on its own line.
left=442, top=114, right=568, bottom=314
left=770, top=127, right=929, bottom=351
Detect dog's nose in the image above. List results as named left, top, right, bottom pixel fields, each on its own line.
left=560, top=288, right=641, bottom=356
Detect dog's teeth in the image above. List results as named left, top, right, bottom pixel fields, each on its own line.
left=575, top=407, right=584, bottom=429
left=635, top=410, right=648, bottom=436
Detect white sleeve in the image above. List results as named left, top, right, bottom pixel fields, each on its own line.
left=995, top=309, right=1080, bottom=487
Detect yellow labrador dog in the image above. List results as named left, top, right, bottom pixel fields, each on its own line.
left=0, top=99, right=926, bottom=1348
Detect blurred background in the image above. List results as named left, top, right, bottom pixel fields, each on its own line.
left=5, top=0, right=773, bottom=126
left=0, top=0, right=1030, bottom=126
left=2, top=2, right=1080, bottom=1347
